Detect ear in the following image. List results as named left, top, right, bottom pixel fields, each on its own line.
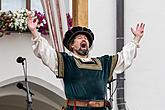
left=68, top=44, right=74, bottom=51
left=71, top=45, right=74, bottom=48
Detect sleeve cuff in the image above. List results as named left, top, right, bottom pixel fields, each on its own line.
left=131, top=40, right=140, bottom=48
left=31, top=32, right=41, bottom=42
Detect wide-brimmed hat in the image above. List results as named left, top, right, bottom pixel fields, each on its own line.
left=63, top=26, right=94, bottom=50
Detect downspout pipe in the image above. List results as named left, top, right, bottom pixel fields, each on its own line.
left=0, top=0, right=1, bottom=10
left=116, top=0, right=126, bottom=109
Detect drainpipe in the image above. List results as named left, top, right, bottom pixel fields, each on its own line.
left=116, top=0, right=126, bottom=109
left=0, top=0, right=1, bottom=10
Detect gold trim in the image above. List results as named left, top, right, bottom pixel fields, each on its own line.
left=74, top=57, right=102, bottom=70
left=109, top=55, right=118, bottom=80
left=56, top=52, right=64, bottom=78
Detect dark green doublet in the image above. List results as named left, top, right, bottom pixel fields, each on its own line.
left=56, top=52, right=118, bottom=110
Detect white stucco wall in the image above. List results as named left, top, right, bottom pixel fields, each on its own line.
left=0, top=33, right=65, bottom=98
left=89, top=0, right=165, bottom=110
left=88, top=0, right=116, bottom=57
left=125, top=0, right=165, bottom=110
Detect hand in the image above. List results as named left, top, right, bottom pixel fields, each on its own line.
left=131, top=23, right=145, bottom=43
left=27, top=10, right=38, bottom=32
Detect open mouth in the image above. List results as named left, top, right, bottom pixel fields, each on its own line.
left=81, top=43, right=86, bottom=48
left=77, top=42, right=89, bottom=55
left=80, top=42, right=87, bottom=49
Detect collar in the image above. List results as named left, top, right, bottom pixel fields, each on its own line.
left=70, top=52, right=93, bottom=62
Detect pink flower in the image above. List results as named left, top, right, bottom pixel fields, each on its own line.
left=66, top=13, right=72, bottom=30
left=33, top=10, right=49, bottom=35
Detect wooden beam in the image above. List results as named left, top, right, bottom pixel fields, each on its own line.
left=26, top=0, right=31, bottom=10
left=72, top=0, right=88, bottom=27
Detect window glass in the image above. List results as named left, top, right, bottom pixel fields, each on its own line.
left=1, top=0, right=70, bottom=13
left=31, top=0, right=43, bottom=12
left=1, top=0, right=26, bottom=11
left=1, top=0, right=43, bottom=12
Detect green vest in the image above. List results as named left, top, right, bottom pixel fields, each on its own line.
left=56, top=52, right=118, bottom=101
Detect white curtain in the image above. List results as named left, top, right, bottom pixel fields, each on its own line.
left=40, top=0, right=68, bottom=52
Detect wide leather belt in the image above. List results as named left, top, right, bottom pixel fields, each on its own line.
left=67, top=99, right=110, bottom=108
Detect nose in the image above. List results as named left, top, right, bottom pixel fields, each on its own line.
left=81, top=35, right=87, bottom=40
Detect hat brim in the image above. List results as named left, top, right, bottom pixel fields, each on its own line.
left=63, top=26, right=94, bottom=51
left=64, top=31, right=93, bottom=50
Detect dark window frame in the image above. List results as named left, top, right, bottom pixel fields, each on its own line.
left=26, top=0, right=31, bottom=10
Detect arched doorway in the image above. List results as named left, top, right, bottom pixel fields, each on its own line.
left=0, top=77, right=65, bottom=110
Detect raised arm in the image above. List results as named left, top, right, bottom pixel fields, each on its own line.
left=27, top=10, right=58, bottom=75
left=114, top=23, right=145, bottom=73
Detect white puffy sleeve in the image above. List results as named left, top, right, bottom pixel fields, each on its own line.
left=114, top=40, right=139, bottom=73
left=31, top=32, right=58, bottom=75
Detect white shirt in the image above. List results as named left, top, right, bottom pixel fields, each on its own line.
left=32, top=32, right=139, bottom=76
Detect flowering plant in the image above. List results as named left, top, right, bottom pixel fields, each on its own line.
left=9, top=9, right=29, bottom=32
left=0, top=9, right=72, bottom=37
left=0, top=11, right=13, bottom=37
left=0, top=9, right=49, bottom=37
left=66, top=13, right=72, bottom=30
left=32, top=10, right=49, bottom=35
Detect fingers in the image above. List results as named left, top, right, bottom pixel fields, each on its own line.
left=26, top=9, right=32, bottom=21
left=131, top=27, right=134, bottom=33
left=26, top=9, right=31, bottom=16
left=142, top=23, right=145, bottom=29
left=135, top=22, right=145, bottom=32
left=140, top=23, right=145, bottom=29
left=140, top=23, right=143, bottom=28
left=131, top=27, right=136, bottom=36
left=136, top=23, right=139, bottom=30
left=34, top=19, right=39, bottom=26
left=140, top=23, right=145, bottom=34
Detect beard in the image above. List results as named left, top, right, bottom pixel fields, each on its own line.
left=75, top=47, right=89, bottom=56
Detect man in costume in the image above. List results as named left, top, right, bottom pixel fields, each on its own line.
left=27, top=12, right=145, bottom=110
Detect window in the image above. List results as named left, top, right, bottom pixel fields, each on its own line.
left=1, top=0, right=26, bottom=11
left=0, top=0, right=43, bottom=12
left=31, top=0, right=43, bottom=12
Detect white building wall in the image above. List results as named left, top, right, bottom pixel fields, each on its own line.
left=0, top=33, right=65, bottom=96
left=0, top=33, right=65, bottom=109
left=88, top=0, right=116, bottom=57
left=125, top=0, right=165, bottom=110
left=89, top=0, right=165, bottom=110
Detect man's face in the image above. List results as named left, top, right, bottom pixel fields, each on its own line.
left=70, top=34, right=90, bottom=56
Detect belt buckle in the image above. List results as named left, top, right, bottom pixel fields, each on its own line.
left=88, top=101, right=102, bottom=107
